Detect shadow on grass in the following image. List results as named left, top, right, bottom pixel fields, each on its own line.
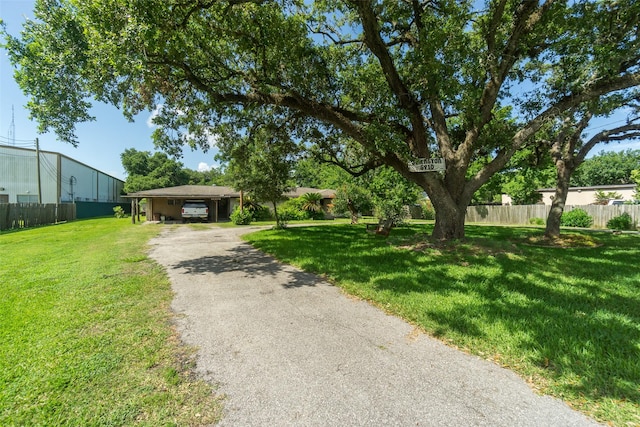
left=245, top=224, right=640, bottom=411
left=172, top=242, right=323, bottom=289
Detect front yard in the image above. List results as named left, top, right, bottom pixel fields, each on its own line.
left=244, top=224, right=640, bottom=426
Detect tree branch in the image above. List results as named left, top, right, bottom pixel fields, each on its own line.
left=352, top=0, right=431, bottom=158
left=576, top=122, right=640, bottom=164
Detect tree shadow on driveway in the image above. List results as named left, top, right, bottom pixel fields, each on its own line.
left=171, top=242, right=322, bottom=289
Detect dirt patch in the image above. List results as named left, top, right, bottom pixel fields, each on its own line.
left=521, top=234, right=602, bottom=248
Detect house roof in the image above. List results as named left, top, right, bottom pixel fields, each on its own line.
left=126, top=185, right=240, bottom=198
left=126, top=185, right=335, bottom=199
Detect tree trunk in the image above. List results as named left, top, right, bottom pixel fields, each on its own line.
left=272, top=201, right=282, bottom=228
left=347, top=200, right=358, bottom=224
left=545, top=162, right=572, bottom=238
left=432, top=203, right=466, bottom=240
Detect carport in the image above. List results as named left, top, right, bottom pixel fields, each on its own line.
left=126, top=185, right=241, bottom=223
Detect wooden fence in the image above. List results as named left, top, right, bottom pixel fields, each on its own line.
left=0, top=203, right=76, bottom=231
left=465, top=204, right=640, bottom=228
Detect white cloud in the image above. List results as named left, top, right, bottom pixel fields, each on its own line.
left=197, top=162, right=212, bottom=172
left=146, top=104, right=164, bottom=128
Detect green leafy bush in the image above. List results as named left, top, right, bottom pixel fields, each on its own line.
left=230, top=207, right=252, bottom=225
left=250, top=205, right=272, bottom=221
left=421, top=199, right=436, bottom=220
left=607, top=212, right=635, bottom=230
left=560, top=208, right=593, bottom=228
left=113, top=206, right=127, bottom=218
left=529, top=217, right=545, bottom=225
left=278, top=204, right=308, bottom=221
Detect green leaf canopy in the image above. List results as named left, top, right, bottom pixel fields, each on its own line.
left=4, top=0, right=639, bottom=239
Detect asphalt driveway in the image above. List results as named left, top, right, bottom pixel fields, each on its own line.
left=148, top=225, right=601, bottom=427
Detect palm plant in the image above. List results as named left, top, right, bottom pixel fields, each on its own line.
left=300, top=192, right=324, bottom=218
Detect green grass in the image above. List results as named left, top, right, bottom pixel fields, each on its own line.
left=244, top=224, right=640, bottom=426
left=0, top=219, right=221, bottom=426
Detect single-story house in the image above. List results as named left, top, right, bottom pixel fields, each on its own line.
left=502, top=183, right=637, bottom=206
left=537, top=184, right=636, bottom=206
left=126, top=185, right=335, bottom=222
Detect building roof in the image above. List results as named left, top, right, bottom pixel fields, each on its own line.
left=126, top=185, right=335, bottom=199
left=126, top=185, right=240, bottom=198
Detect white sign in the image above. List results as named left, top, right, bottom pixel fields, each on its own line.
left=408, top=158, right=445, bottom=172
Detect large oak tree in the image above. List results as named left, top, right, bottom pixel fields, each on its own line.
left=4, top=0, right=639, bottom=239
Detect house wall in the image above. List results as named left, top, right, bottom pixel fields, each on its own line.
left=538, top=185, right=636, bottom=206
left=502, top=184, right=637, bottom=206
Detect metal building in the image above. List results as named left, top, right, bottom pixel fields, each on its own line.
left=0, top=143, right=125, bottom=205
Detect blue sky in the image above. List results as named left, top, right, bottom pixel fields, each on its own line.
left=0, top=0, right=217, bottom=181
left=1, top=0, right=638, bottom=182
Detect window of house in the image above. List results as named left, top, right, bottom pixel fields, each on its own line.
left=17, top=194, right=39, bottom=204
left=0, top=195, right=8, bottom=204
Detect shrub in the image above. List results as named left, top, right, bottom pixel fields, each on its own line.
left=560, top=208, right=593, bottom=228
left=607, top=212, right=635, bottom=230
left=230, top=207, right=252, bottom=225
left=278, top=204, right=308, bottom=221
left=251, top=205, right=272, bottom=221
left=529, top=217, right=545, bottom=226
left=418, top=199, right=435, bottom=220
left=113, top=206, right=127, bottom=218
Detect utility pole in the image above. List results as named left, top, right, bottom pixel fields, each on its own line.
left=36, top=138, right=42, bottom=204
left=8, top=106, right=16, bottom=145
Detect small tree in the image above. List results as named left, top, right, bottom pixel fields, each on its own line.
left=332, top=185, right=372, bottom=224
left=219, top=122, right=298, bottom=229
left=367, top=167, right=421, bottom=225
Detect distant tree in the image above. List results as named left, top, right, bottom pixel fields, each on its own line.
left=293, top=157, right=349, bottom=190
left=572, top=149, right=640, bottom=187
left=183, top=168, right=224, bottom=186
left=332, top=184, right=373, bottom=224
left=632, top=170, right=640, bottom=198
left=367, top=167, right=422, bottom=224
left=121, top=149, right=189, bottom=193
left=219, top=122, right=298, bottom=229
left=502, top=173, right=544, bottom=205
left=497, top=138, right=556, bottom=205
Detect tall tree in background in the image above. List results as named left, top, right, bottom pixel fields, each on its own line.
left=572, top=149, right=640, bottom=187
left=293, top=157, right=350, bottom=190
left=219, top=122, right=298, bottom=228
left=4, top=0, right=639, bottom=240
left=121, top=149, right=190, bottom=193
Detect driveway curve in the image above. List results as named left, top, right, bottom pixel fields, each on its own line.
left=148, top=225, right=601, bottom=427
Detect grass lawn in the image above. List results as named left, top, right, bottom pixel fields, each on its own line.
left=244, top=223, right=640, bottom=426
left=0, top=218, right=221, bottom=426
